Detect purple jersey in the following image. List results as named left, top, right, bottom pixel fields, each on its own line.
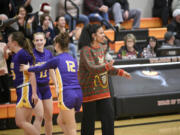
left=28, top=52, right=82, bottom=111
left=28, top=52, right=81, bottom=89
left=10, top=49, right=34, bottom=108
left=10, top=49, right=33, bottom=88
left=33, top=48, right=53, bottom=85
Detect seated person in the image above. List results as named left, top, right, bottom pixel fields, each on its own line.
left=141, top=36, right=159, bottom=58
left=54, top=16, right=77, bottom=59
left=38, top=3, right=54, bottom=29
left=167, top=9, right=180, bottom=45
left=161, top=31, right=176, bottom=48
left=103, top=0, right=141, bottom=30
left=15, top=6, right=35, bottom=39
left=152, top=0, right=173, bottom=27
left=117, top=33, right=140, bottom=59
left=59, top=0, right=89, bottom=31
left=84, top=0, right=112, bottom=29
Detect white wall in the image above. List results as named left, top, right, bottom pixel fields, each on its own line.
left=31, top=0, right=154, bottom=20
left=128, top=0, right=154, bottom=17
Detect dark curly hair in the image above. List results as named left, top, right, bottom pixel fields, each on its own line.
left=78, top=24, right=102, bottom=50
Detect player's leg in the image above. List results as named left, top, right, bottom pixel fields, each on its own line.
left=15, top=107, right=39, bottom=135
left=43, top=98, right=53, bottom=135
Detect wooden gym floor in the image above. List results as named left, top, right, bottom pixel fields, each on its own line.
left=1, top=113, right=180, bottom=135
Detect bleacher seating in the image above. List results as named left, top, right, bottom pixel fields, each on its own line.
left=104, top=28, right=167, bottom=53
left=103, top=17, right=166, bottom=53
left=121, top=17, right=163, bottom=29
left=115, top=29, right=149, bottom=41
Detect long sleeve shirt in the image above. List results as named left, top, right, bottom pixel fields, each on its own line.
left=79, top=44, right=122, bottom=102
left=28, top=52, right=81, bottom=90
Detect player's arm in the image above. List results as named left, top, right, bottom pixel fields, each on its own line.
left=29, top=72, right=38, bottom=105
left=20, top=58, right=57, bottom=72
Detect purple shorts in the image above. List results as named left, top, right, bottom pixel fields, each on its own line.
left=37, top=84, right=52, bottom=100
left=58, top=88, right=82, bottom=111
left=16, top=84, right=34, bottom=108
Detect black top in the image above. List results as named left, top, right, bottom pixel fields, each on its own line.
left=103, top=0, right=129, bottom=11
left=167, top=19, right=180, bottom=39
left=0, top=0, right=11, bottom=17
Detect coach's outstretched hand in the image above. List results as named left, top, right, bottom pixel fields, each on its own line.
left=122, top=71, right=131, bottom=79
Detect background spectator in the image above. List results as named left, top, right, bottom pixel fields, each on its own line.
left=36, top=14, right=55, bottom=47
left=117, top=33, right=140, bottom=59
left=152, top=0, right=173, bottom=27
left=84, top=0, right=112, bottom=29
left=54, top=16, right=77, bottom=59
left=38, top=3, right=54, bottom=29
left=161, top=31, right=176, bottom=48
left=15, top=6, right=34, bottom=38
left=104, top=0, right=141, bottom=30
left=59, top=0, right=89, bottom=31
left=141, top=36, right=158, bottom=58
left=167, top=9, right=180, bottom=45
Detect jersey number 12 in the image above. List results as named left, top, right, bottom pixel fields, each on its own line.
left=66, top=61, right=76, bottom=72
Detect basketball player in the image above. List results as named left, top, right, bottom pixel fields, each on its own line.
left=7, top=32, right=43, bottom=135
left=33, top=32, right=58, bottom=135
left=20, top=32, right=82, bottom=135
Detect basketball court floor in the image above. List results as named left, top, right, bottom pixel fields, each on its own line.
left=1, top=113, right=180, bottom=135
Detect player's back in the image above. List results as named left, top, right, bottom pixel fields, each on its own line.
left=55, top=52, right=81, bottom=90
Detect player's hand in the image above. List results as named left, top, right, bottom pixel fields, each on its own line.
left=20, top=64, right=30, bottom=72
left=32, top=93, right=38, bottom=106
left=124, top=11, right=129, bottom=20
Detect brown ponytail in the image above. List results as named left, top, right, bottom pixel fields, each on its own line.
left=24, top=38, right=36, bottom=64
left=9, top=32, right=36, bottom=64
